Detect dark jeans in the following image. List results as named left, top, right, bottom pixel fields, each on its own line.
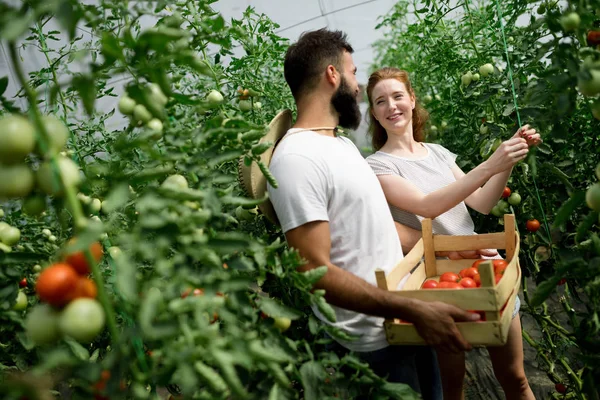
left=327, top=340, right=443, bottom=400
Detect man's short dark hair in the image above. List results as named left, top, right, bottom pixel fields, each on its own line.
left=284, top=28, right=353, bottom=100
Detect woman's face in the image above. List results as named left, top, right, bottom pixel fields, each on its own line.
left=370, top=79, right=416, bottom=134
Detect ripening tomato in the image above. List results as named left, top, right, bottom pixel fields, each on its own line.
left=421, top=280, right=438, bottom=289
left=440, top=272, right=460, bottom=283
left=502, top=187, right=511, bottom=198
left=35, top=263, right=79, bottom=307
left=70, top=277, right=98, bottom=300
left=555, top=383, right=567, bottom=394
left=19, top=277, right=27, bottom=288
left=493, top=259, right=509, bottom=275
left=471, top=259, right=486, bottom=269
left=59, top=298, right=105, bottom=343
left=460, top=278, right=477, bottom=288
left=526, top=219, right=540, bottom=232
left=64, top=239, right=104, bottom=275
left=459, top=267, right=479, bottom=279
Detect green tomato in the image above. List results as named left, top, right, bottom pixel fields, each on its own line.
left=0, top=114, right=36, bottom=165
left=422, top=95, right=433, bottom=103
left=42, top=228, right=52, bottom=237
left=161, top=174, right=188, bottom=189
left=39, top=115, right=69, bottom=156
left=133, top=104, right=152, bottom=123
left=207, top=90, right=224, bottom=107
left=239, top=99, right=253, bottom=112
left=22, top=195, right=47, bottom=216
left=13, top=291, right=28, bottom=311
left=479, top=124, right=489, bottom=135
left=90, top=198, right=102, bottom=214
left=148, top=83, right=168, bottom=107
left=434, top=94, right=441, bottom=101
left=147, top=119, right=163, bottom=137
left=471, top=73, right=480, bottom=81
left=479, top=63, right=495, bottom=77
left=253, top=101, right=262, bottom=110
left=441, top=121, right=448, bottom=129
left=0, top=163, right=35, bottom=199
left=118, top=95, right=136, bottom=115
left=273, top=317, right=291, bottom=332
left=578, top=69, right=600, bottom=97
left=0, top=226, right=21, bottom=246
left=37, top=156, right=82, bottom=196
left=430, top=125, right=438, bottom=132
left=595, top=162, right=600, bottom=180
left=560, top=12, right=580, bottom=32
left=108, top=246, right=122, bottom=259
left=508, top=192, right=522, bottom=206
left=491, top=205, right=502, bottom=217
left=33, top=264, right=42, bottom=272
left=59, top=298, right=106, bottom=343
left=461, top=72, right=472, bottom=86
left=586, top=183, right=600, bottom=211
left=25, top=304, right=62, bottom=346
left=497, top=199, right=510, bottom=213
left=0, top=208, right=3, bottom=218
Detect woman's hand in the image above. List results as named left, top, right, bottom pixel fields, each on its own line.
left=484, top=137, right=529, bottom=175
left=513, top=124, right=542, bottom=147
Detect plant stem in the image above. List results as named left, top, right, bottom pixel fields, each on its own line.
left=8, top=42, right=120, bottom=344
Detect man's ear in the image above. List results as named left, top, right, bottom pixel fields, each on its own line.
left=325, top=65, right=338, bottom=86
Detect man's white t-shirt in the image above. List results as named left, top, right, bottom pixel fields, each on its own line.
left=267, top=129, right=405, bottom=352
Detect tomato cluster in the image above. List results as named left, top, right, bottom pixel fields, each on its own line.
left=420, top=258, right=509, bottom=290
left=118, top=83, right=169, bottom=139
left=0, top=113, right=78, bottom=202
left=25, top=239, right=106, bottom=345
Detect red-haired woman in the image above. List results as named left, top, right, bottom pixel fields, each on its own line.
left=365, top=67, right=538, bottom=400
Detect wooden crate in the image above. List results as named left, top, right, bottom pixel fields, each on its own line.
left=375, top=214, right=521, bottom=346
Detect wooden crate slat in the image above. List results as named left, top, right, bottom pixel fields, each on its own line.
left=422, top=219, right=437, bottom=277
left=403, top=262, right=427, bottom=290
left=385, top=320, right=505, bottom=346
left=433, top=232, right=505, bottom=252
left=386, top=239, right=424, bottom=290
left=390, top=287, right=498, bottom=310
left=504, top=215, right=517, bottom=260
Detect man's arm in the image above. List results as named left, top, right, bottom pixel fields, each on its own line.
left=285, top=220, right=480, bottom=353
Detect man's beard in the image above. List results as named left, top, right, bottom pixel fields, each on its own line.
left=331, top=76, right=361, bottom=130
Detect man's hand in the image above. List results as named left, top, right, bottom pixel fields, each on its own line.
left=409, top=301, right=481, bottom=353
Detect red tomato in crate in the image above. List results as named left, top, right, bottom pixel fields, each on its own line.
left=438, top=281, right=462, bottom=289
left=495, top=274, right=503, bottom=284
left=493, top=259, right=508, bottom=275
left=421, top=280, right=439, bottom=289
left=460, top=278, right=477, bottom=288
left=471, top=259, right=486, bottom=269
left=440, top=272, right=460, bottom=283
left=473, top=274, right=481, bottom=287
left=459, top=267, right=479, bottom=279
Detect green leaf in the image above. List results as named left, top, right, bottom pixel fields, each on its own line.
left=381, top=382, right=420, bottom=399
left=64, top=337, right=90, bottom=360
left=552, top=191, right=585, bottom=229
left=299, top=361, right=327, bottom=400
left=72, top=76, right=96, bottom=116
left=0, top=77, right=8, bottom=96
left=56, top=1, right=82, bottom=41
left=301, top=266, right=328, bottom=286
left=114, top=254, right=137, bottom=303
left=101, top=32, right=123, bottom=65
left=102, top=184, right=130, bottom=213
left=576, top=211, right=599, bottom=243
left=315, top=296, right=336, bottom=323
left=0, top=11, right=35, bottom=41
left=257, top=296, right=302, bottom=320
left=530, top=276, right=561, bottom=307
